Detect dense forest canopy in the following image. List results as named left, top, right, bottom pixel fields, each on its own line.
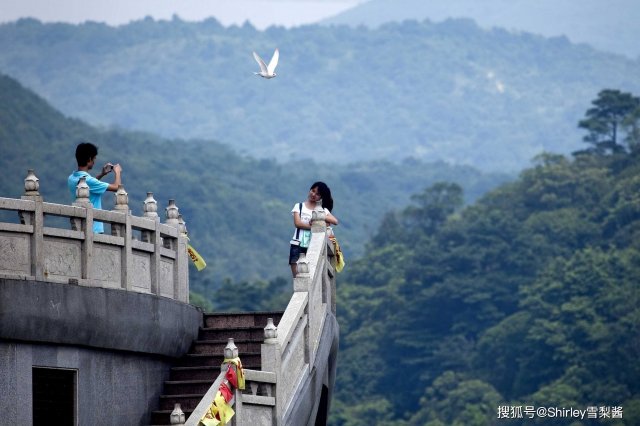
left=0, top=17, right=639, bottom=171
left=324, top=90, right=640, bottom=425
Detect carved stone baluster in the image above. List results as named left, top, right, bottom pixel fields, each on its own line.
left=142, top=192, right=161, bottom=295
left=74, top=176, right=90, bottom=205
left=310, top=201, right=327, bottom=234
left=264, top=318, right=278, bottom=341
left=259, top=319, right=278, bottom=399
left=20, top=169, right=41, bottom=225
left=143, top=192, right=158, bottom=218
left=111, top=185, right=129, bottom=236
left=20, top=169, right=45, bottom=279
left=165, top=199, right=180, bottom=226
left=142, top=192, right=158, bottom=242
left=177, top=214, right=188, bottom=236
left=70, top=176, right=91, bottom=231
left=23, top=169, right=40, bottom=196
left=169, top=403, right=185, bottom=425
left=113, top=185, right=129, bottom=212
left=222, top=339, right=240, bottom=412
left=164, top=199, right=180, bottom=249
left=224, top=338, right=239, bottom=360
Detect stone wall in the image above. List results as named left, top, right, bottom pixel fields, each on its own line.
left=0, top=341, right=171, bottom=425
left=0, top=170, right=189, bottom=303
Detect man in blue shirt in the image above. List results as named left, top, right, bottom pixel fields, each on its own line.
left=67, top=142, right=123, bottom=234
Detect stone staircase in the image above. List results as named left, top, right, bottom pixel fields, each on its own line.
left=149, top=311, right=284, bottom=425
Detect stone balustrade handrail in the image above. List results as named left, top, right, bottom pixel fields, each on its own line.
left=0, top=171, right=189, bottom=303
left=184, top=363, right=234, bottom=426
left=237, top=205, right=338, bottom=425
left=180, top=205, right=339, bottom=426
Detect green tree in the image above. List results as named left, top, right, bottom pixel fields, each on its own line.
left=408, top=371, right=503, bottom=426
left=189, top=290, right=214, bottom=311
left=622, top=105, right=640, bottom=153
left=578, top=89, right=640, bottom=154
left=403, top=182, right=464, bottom=234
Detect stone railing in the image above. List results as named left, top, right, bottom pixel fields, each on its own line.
left=237, top=205, right=338, bottom=425
left=184, top=339, right=243, bottom=426
left=179, top=204, right=338, bottom=426
left=0, top=170, right=189, bottom=302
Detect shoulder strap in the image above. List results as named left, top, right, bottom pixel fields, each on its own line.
left=295, top=202, right=303, bottom=240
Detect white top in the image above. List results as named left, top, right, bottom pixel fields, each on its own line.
left=290, top=202, right=330, bottom=245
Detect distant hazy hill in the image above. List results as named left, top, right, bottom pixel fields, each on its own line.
left=324, top=0, right=640, bottom=59
left=0, top=72, right=508, bottom=286
left=0, top=18, right=638, bottom=173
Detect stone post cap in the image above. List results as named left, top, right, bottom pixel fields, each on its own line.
left=224, top=338, right=239, bottom=359
left=170, top=403, right=185, bottom=425
left=23, top=169, right=40, bottom=196
left=73, top=176, right=91, bottom=207
left=165, top=199, right=180, bottom=227
left=113, top=184, right=129, bottom=212
left=296, top=253, right=310, bottom=277
left=143, top=192, right=158, bottom=218
left=177, top=214, right=188, bottom=236
left=311, top=206, right=327, bottom=233
left=264, top=317, right=278, bottom=341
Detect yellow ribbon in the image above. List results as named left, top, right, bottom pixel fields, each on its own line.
left=199, top=391, right=235, bottom=426
left=329, top=235, right=345, bottom=273
left=187, top=243, right=207, bottom=271
left=223, top=357, right=245, bottom=390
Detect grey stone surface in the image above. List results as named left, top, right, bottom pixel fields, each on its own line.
left=280, top=315, right=308, bottom=415
left=241, top=404, right=273, bottom=426
left=43, top=236, right=81, bottom=279
left=0, top=232, right=30, bottom=274
left=131, top=251, right=152, bottom=292
left=159, top=258, right=174, bottom=297
left=0, top=341, right=172, bottom=425
left=0, top=278, right=201, bottom=357
left=92, top=243, right=122, bottom=287
left=0, top=195, right=190, bottom=303
left=284, top=313, right=339, bottom=426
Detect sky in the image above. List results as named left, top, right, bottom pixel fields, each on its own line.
left=0, top=0, right=365, bottom=29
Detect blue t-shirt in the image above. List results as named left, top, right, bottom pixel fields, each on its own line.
left=68, top=171, right=109, bottom=234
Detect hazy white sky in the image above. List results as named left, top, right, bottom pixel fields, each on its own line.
left=0, top=0, right=365, bottom=28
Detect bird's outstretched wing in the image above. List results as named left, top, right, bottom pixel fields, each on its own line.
left=267, top=48, right=279, bottom=74
left=253, top=51, right=268, bottom=74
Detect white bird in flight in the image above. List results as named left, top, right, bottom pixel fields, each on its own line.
left=253, top=48, right=279, bottom=79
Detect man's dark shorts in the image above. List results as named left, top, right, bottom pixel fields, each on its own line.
left=289, top=244, right=308, bottom=264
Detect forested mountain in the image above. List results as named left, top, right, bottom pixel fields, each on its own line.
left=324, top=0, right=640, bottom=59
left=2, top=12, right=639, bottom=423
left=329, top=91, right=640, bottom=424
left=0, top=18, right=639, bottom=172
left=0, top=72, right=507, bottom=292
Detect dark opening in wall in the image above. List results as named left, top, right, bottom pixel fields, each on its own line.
left=33, top=367, right=77, bottom=426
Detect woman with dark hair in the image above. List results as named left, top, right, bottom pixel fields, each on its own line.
left=289, top=181, right=339, bottom=277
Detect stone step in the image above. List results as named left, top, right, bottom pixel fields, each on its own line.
left=204, top=311, right=283, bottom=329
left=149, top=311, right=283, bottom=425
left=163, top=379, right=215, bottom=395
left=170, top=366, right=222, bottom=381
left=176, top=352, right=262, bottom=368
left=198, top=325, right=266, bottom=341
left=192, top=338, right=263, bottom=354
left=159, top=393, right=204, bottom=411
left=149, top=408, right=193, bottom=425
